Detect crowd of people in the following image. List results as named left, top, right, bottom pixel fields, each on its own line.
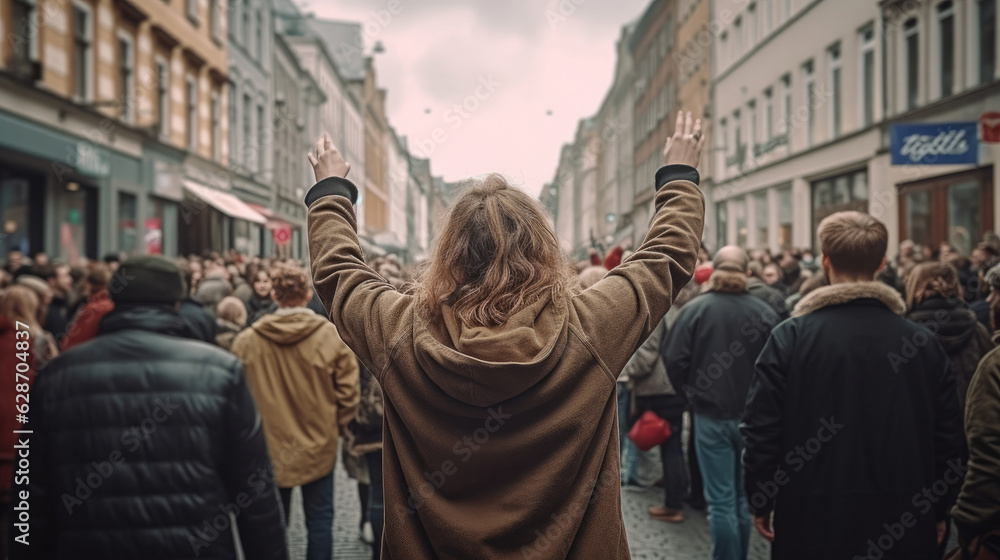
left=597, top=227, right=1000, bottom=559
left=0, top=114, right=995, bottom=560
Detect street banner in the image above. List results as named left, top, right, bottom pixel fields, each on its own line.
left=890, top=122, right=978, bottom=165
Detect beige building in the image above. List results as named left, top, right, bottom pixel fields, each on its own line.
left=0, top=0, right=235, bottom=259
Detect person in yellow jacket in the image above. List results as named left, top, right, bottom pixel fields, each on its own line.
left=232, top=263, right=359, bottom=560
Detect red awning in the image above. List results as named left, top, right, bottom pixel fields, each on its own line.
left=246, top=203, right=293, bottom=231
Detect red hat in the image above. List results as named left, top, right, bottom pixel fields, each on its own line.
left=694, top=264, right=714, bottom=285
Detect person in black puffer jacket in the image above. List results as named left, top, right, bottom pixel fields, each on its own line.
left=905, top=262, right=994, bottom=412
left=12, top=256, right=287, bottom=560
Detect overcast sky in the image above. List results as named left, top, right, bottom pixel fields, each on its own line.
left=306, top=0, right=651, bottom=197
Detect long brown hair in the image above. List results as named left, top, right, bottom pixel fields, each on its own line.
left=1, top=285, right=41, bottom=331
left=414, top=174, right=575, bottom=327
left=904, top=262, right=963, bottom=310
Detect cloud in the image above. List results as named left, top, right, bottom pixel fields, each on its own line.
left=307, top=0, right=650, bottom=196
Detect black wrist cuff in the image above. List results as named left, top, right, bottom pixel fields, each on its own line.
left=304, top=177, right=359, bottom=207
left=655, top=165, right=700, bottom=190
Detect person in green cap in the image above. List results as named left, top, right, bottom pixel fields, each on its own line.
left=12, top=255, right=288, bottom=560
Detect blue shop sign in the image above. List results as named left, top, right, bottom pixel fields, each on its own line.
left=890, top=122, right=978, bottom=165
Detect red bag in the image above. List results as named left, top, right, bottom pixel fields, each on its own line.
left=628, top=410, right=673, bottom=451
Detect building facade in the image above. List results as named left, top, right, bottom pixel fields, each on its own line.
left=711, top=0, right=884, bottom=253
left=710, top=0, right=998, bottom=256
left=0, top=0, right=236, bottom=261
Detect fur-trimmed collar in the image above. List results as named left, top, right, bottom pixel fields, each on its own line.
left=792, top=282, right=905, bottom=318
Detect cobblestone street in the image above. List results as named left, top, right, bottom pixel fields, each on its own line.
left=282, top=462, right=771, bottom=559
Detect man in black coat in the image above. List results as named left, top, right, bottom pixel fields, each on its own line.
left=741, top=212, right=964, bottom=560
left=665, top=246, right=778, bottom=560
left=12, top=255, right=287, bottom=560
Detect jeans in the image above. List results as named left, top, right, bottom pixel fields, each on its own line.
left=366, top=451, right=384, bottom=560
left=280, top=471, right=335, bottom=560
left=694, top=414, right=751, bottom=560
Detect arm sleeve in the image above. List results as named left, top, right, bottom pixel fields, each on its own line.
left=622, top=318, right=667, bottom=382
left=932, top=351, right=964, bottom=522
left=223, top=363, right=289, bottom=560
left=663, top=307, right=696, bottom=398
left=740, top=326, right=791, bottom=516
left=573, top=165, right=705, bottom=374
left=332, top=333, right=361, bottom=426
left=952, top=355, right=1000, bottom=542
left=306, top=181, right=413, bottom=379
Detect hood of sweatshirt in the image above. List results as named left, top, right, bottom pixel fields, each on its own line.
left=250, top=307, right=327, bottom=345
left=413, top=293, right=571, bottom=408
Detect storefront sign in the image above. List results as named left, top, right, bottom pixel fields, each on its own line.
left=981, top=112, right=1000, bottom=143
left=890, top=122, right=978, bottom=165
left=272, top=225, right=292, bottom=246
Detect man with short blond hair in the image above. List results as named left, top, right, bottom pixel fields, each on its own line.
left=741, top=211, right=964, bottom=560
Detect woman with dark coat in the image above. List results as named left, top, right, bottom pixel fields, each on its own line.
left=905, top=262, right=994, bottom=411
left=244, top=264, right=278, bottom=325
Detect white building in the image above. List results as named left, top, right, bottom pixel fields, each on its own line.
left=385, top=128, right=410, bottom=254
left=710, top=0, right=999, bottom=256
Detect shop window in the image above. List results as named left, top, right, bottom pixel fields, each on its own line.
left=117, top=192, right=138, bottom=255
left=777, top=186, right=793, bottom=249
left=755, top=191, right=769, bottom=248
left=811, top=169, right=869, bottom=249
left=733, top=196, right=748, bottom=248
left=899, top=167, right=995, bottom=256
left=58, top=182, right=98, bottom=261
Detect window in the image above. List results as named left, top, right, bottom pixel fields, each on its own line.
left=748, top=100, right=757, bottom=149
left=733, top=196, right=748, bottom=247
left=811, top=169, right=869, bottom=248
left=734, top=17, right=743, bottom=54
left=828, top=43, right=842, bottom=137
left=905, top=18, right=919, bottom=109
left=719, top=117, right=728, bottom=151
left=803, top=60, right=815, bottom=146
left=228, top=83, right=238, bottom=163
left=720, top=32, right=729, bottom=66
left=860, top=24, right=875, bottom=127
left=242, top=0, right=250, bottom=47
left=186, top=0, right=197, bottom=23
left=255, top=10, right=263, bottom=60
left=210, top=0, right=220, bottom=40
left=156, top=58, right=169, bottom=137
left=118, top=34, right=134, bottom=122
left=782, top=74, right=792, bottom=135
left=981, top=0, right=997, bottom=84
left=733, top=109, right=742, bottom=158
left=717, top=199, right=729, bottom=250
left=748, top=3, right=758, bottom=47
left=11, top=0, right=39, bottom=65
left=937, top=2, right=955, bottom=97
left=72, top=3, right=92, bottom=101
left=777, top=187, right=793, bottom=248
left=187, top=76, right=197, bottom=149
left=784, top=0, right=792, bottom=18
left=755, top=191, right=769, bottom=247
left=762, top=0, right=772, bottom=34
left=227, top=0, right=238, bottom=38
left=257, top=104, right=265, bottom=171
left=243, top=93, right=252, bottom=168
left=211, top=93, right=220, bottom=160
left=764, top=88, right=773, bottom=139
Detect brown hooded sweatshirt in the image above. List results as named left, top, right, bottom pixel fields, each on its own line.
left=231, top=307, right=359, bottom=488
left=306, top=167, right=705, bottom=559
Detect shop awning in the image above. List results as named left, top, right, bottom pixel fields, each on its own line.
left=246, top=203, right=294, bottom=231
left=183, top=181, right=266, bottom=224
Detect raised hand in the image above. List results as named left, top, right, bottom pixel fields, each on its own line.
left=307, top=132, right=352, bottom=182
left=662, top=111, right=705, bottom=168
